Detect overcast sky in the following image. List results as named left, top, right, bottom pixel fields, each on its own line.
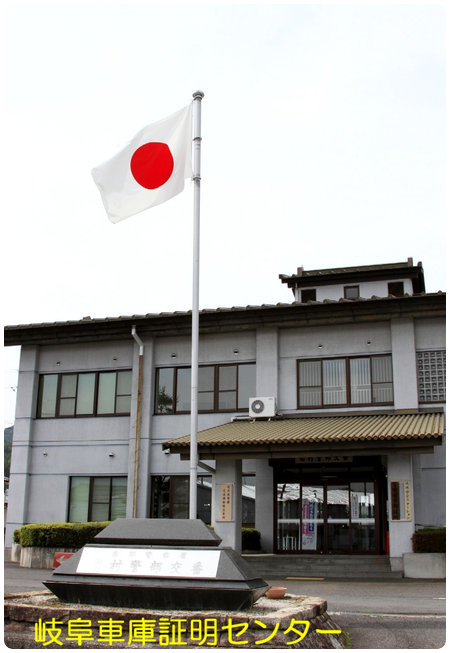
left=2, top=3, right=446, bottom=427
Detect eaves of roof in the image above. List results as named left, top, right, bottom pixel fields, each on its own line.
left=279, top=263, right=426, bottom=291
left=4, top=292, right=445, bottom=347
left=164, top=412, right=445, bottom=460
left=281, top=261, right=414, bottom=278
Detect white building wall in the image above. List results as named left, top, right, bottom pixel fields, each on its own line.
left=387, top=454, right=415, bottom=571
left=5, top=346, right=40, bottom=544
left=414, top=318, right=446, bottom=350
left=411, top=316, right=446, bottom=530
left=390, top=318, right=419, bottom=410
left=37, top=340, right=134, bottom=372
left=5, top=300, right=445, bottom=561
left=294, top=278, right=414, bottom=302
left=213, top=459, right=242, bottom=554
left=255, top=328, right=278, bottom=398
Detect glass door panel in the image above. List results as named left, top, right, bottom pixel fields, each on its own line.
left=327, top=484, right=350, bottom=550
left=301, top=485, right=324, bottom=551
left=277, top=483, right=300, bottom=551
left=275, top=471, right=380, bottom=554
left=350, top=482, right=376, bottom=551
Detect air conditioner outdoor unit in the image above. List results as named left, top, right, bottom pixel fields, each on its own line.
left=249, top=397, right=277, bottom=418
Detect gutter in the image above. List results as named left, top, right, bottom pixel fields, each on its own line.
left=131, top=326, right=144, bottom=518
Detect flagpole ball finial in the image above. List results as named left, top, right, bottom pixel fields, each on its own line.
left=193, top=90, right=204, bottom=99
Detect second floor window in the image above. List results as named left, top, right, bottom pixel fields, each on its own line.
left=155, top=363, right=256, bottom=414
left=344, top=285, right=360, bottom=299
left=301, top=288, right=317, bottom=303
left=298, top=355, right=394, bottom=408
left=37, top=370, right=132, bottom=418
left=388, top=281, right=404, bottom=297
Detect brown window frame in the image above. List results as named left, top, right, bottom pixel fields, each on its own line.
left=37, top=370, right=132, bottom=418
left=301, top=288, right=317, bottom=303
left=154, top=362, right=256, bottom=415
left=68, top=476, right=127, bottom=522
left=344, top=285, right=360, bottom=299
left=388, top=281, right=405, bottom=297
left=297, top=355, right=394, bottom=409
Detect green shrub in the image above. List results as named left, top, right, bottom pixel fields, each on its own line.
left=17, top=522, right=263, bottom=551
left=242, top=528, right=261, bottom=551
left=18, top=522, right=110, bottom=548
left=13, top=529, right=21, bottom=544
left=412, top=528, right=446, bottom=553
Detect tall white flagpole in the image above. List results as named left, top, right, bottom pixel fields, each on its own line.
left=189, top=90, right=204, bottom=519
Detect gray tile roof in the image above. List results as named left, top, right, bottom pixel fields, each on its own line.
left=4, top=291, right=445, bottom=332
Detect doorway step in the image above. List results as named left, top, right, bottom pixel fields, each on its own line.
left=242, top=554, right=402, bottom=580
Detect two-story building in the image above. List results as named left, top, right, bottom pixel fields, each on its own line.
left=4, top=258, right=445, bottom=574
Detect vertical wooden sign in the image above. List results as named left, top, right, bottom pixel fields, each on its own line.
left=391, top=481, right=400, bottom=520
left=390, top=480, right=411, bottom=521
left=218, top=483, right=233, bottom=521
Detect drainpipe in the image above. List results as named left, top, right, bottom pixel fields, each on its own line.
left=131, top=327, right=144, bottom=518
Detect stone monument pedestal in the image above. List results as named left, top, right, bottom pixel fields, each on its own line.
left=44, top=519, right=269, bottom=611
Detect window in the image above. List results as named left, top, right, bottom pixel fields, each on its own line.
left=388, top=282, right=404, bottom=297
left=150, top=475, right=255, bottom=526
left=68, top=476, right=127, bottom=522
left=37, top=370, right=132, bottom=418
left=344, top=285, right=360, bottom=299
left=417, top=351, right=446, bottom=403
left=301, top=288, right=316, bottom=303
left=298, top=356, right=394, bottom=408
left=155, top=363, right=256, bottom=414
left=242, top=475, right=256, bottom=527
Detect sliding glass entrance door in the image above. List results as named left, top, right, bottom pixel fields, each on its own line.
left=301, top=485, right=324, bottom=551
left=276, top=482, right=326, bottom=553
left=327, top=484, right=350, bottom=551
left=350, top=482, right=376, bottom=551
left=276, top=478, right=377, bottom=553
left=276, top=483, right=300, bottom=551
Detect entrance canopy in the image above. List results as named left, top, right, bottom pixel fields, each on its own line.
left=163, top=412, right=444, bottom=460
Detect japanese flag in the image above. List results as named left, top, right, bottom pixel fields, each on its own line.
left=91, top=104, right=193, bottom=223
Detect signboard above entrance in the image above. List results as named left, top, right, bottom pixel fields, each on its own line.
left=295, top=456, right=353, bottom=464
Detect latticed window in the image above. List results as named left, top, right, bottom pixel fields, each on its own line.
left=298, top=356, right=394, bottom=408
left=417, top=351, right=446, bottom=403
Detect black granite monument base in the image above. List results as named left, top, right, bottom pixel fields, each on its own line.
left=44, top=519, right=269, bottom=611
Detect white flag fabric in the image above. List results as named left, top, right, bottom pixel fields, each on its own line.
left=91, top=104, right=193, bottom=223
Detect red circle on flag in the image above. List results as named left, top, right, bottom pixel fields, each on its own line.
left=130, top=142, right=174, bottom=189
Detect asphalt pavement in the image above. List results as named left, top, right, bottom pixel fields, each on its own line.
left=4, top=561, right=446, bottom=649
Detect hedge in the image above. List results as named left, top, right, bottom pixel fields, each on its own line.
left=17, top=522, right=110, bottom=548
left=242, top=528, right=261, bottom=551
left=14, top=522, right=262, bottom=551
left=412, top=528, right=446, bottom=553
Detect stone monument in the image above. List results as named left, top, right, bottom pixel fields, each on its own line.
left=44, top=519, right=269, bottom=611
